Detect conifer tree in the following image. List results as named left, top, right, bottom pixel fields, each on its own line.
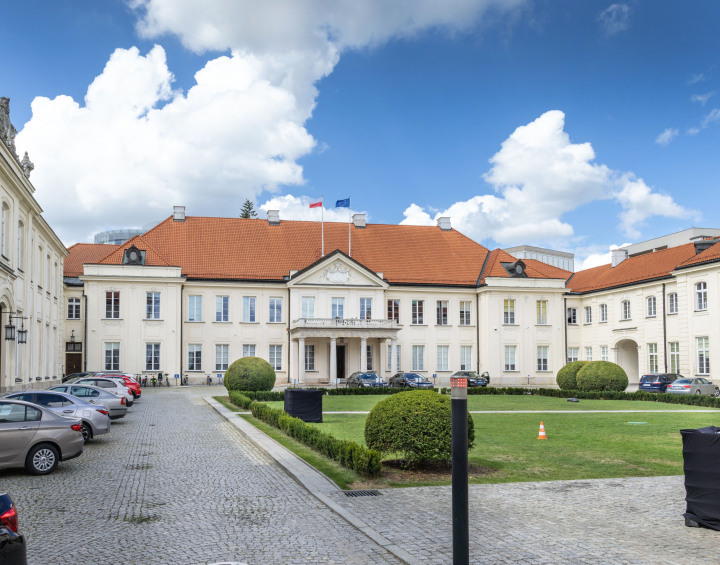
left=239, top=199, right=258, bottom=218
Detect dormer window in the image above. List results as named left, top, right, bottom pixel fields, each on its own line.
left=502, top=260, right=527, bottom=278
left=123, top=245, right=145, bottom=265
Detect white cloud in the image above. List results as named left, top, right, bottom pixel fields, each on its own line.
left=687, top=127, right=701, bottom=135
left=576, top=243, right=632, bottom=271
left=688, top=73, right=708, bottom=85
left=701, top=108, right=720, bottom=128
left=259, top=194, right=364, bottom=222
left=401, top=110, right=698, bottom=245
left=691, top=91, right=716, bottom=106
left=597, top=4, right=631, bottom=36
left=655, top=127, right=678, bottom=146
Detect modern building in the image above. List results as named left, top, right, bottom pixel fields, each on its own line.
left=93, top=220, right=161, bottom=245
left=625, top=228, right=720, bottom=257
left=504, top=245, right=574, bottom=272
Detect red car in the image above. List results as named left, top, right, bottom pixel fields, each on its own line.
left=96, top=373, right=141, bottom=399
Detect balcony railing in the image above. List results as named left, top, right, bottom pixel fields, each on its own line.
left=291, top=318, right=400, bottom=329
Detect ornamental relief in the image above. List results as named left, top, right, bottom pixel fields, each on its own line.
left=318, top=261, right=357, bottom=285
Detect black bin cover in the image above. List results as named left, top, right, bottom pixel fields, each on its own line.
left=682, top=426, right=720, bottom=530
left=284, top=389, right=323, bottom=423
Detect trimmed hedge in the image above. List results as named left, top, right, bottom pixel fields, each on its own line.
left=576, top=361, right=629, bottom=392
left=229, top=390, right=254, bottom=409
left=224, top=357, right=276, bottom=392
left=556, top=361, right=590, bottom=390
left=325, top=387, right=428, bottom=396
left=232, top=390, right=286, bottom=402
left=364, top=390, right=475, bottom=464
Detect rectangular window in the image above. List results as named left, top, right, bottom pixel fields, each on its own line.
left=647, top=296, right=657, bottom=317
left=188, top=295, right=202, bottom=322
left=436, top=301, right=449, bottom=325
left=269, top=344, right=282, bottom=371
left=437, top=345, right=449, bottom=371
left=697, top=283, right=708, bottom=311
left=504, top=299, right=515, bottom=324
left=305, top=344, right=315, bottom=371
left=537, top=346, right=548, bottom=371
left=188, top=344, right=202, bottom=371
left=146, top=292, right=160, bottom=320
left=412, top=345, right=425, bottom=371
left=648, top=343, right=658, bottom=374
left=585, top=347, right=593, bottom=361
left=301, top=296, right=315, bottom=319
left=601, top=346, right=609, bottom=362
left=105, top=291, right=120, bottom=319
left=536, top=300, right=547, bottom=325
left=360, top=298, right=372, bottom=320
left=215, top=344, right=229, bottom=371
left=104, top=342, right=120, bottom=371
left=387, top=299, right=400, bottom=322
left=242, top=296, right=256, bottom=323
left=697, top=337, right=710, bottom=375
left=269, top=297, right=282, bottom=323
left=600, top=304, right=608, bottom=322
left=668, top=293, right=678, bottom=315
left=387, top=344, right=402, bottom=371
left=504, top=346, right=516, bottom=371
left=366, top=344, right=373, bottom=371
left=242, top=344, right=256, bottom=357
left=412, top=300, right=424, bottom=325
left=584, top=306, right=592, bottom=324
left=331, top=297, right=344, bottom=319
left=567, top=307, right=577, bottom=324
left=670, top=342, right=680, bottom=373
left=460, top=346, right=472, bottom=371
left=145, top=343, right=160, bottom=371
left=567, top=347, right=579, bottom=362
left=459, top=301, right=471, bottom=325
left=215, top=296, right=229, bottom=322
left=67, top=297, right=81, bottom=319
left=622, top=300, right=631, bottom=320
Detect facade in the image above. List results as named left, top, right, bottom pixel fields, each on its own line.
left=626, top=228, right=720, bottom=257
left=0, top=98, right=68, bottom=392
left=504, top=245, right=575, bottom=272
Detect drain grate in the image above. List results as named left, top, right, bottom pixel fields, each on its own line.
left=343, top=490, right=382, bottom=498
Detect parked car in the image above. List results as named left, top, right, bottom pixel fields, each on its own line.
left=346, top=372, right=387, bottom=388
left=95, top=373, right=141, bottom=399
left=451, top=371, right=489, bottom=387
left=48, top=384, right=128, bottom=420
left=0, top=399, right=84, bottom=475
left=74, top=377, right=134, bottom=407
left=4, top=392, right=111, bottom=443
left=638, top=373, right=679, bottom=393
left=61, top=372, right=96, bottom=384
left=1, top=493, right=27, bottom=564
left=667, top=378, right=720, bottom=397
left=388, top=372, right=434, bottom=389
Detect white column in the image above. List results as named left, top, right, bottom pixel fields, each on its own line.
left=391, top=338, right=398, bottom=374
left=330, top=338, right=337, bottom=383
left=298, top=338, right=305, bottom=384
left=360, top=337, right=367, bottom=372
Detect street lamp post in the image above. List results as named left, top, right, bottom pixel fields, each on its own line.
left=2, top=312, right=29, bottom=386
left=450, top=374, right=469, bottom=565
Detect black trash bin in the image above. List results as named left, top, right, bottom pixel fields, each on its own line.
left=284, top=389, right=323, bottom=423
left=681, top=426, right=720, bottom=530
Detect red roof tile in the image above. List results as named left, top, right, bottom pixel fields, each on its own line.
left=479, top=250, right=571, bottom=284
left=98, top=235, right=174, bottom=268
left=63, top=243, right=118, bottom=277
left=677, top=241, right=720, bottom=269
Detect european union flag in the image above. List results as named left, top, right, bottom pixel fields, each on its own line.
left=335, top=198, right=350, bottom=208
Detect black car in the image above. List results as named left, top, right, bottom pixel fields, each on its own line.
left=450, top=371, right=490, bottom=387
left=0, top=493, right=26, bottom=565
left=346, top=372, right=386, bottom=388
left=388, top=372, right=434, bottom=389
left=638, top=373, right=680, bottom=393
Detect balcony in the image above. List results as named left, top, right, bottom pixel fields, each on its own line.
left=291, top=318, right=400, bottom=330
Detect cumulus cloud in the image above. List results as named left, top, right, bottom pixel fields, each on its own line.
left=259, top=194, right=364, bottom=222
left=597, top=3, right=631, bottom=36
left=691, top=91, right=716, bottom=106
left=401, top=110, right=698, bottom=244
left=655, top=128, right=678, bottom=146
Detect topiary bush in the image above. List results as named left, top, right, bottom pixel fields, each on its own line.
left=576, top=361, right=629, bottom=392
left=556, top=361, right=589, bottom=390
left=364, top=390, right=474, bottom=464
left=224, top=357, right=276, bottom=392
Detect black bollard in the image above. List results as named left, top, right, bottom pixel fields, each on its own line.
left=451, top=376, right=469, bottom=565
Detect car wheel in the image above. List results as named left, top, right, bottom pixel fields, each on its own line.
left=81, top=423, right=92, bottom=443
left=26, top=443, right=59, bottom=475
left=715, top=388, right=720, bottom=397
left=695, top=390, right=702, bottom=396
left=127, top=400, right=134, bottom=408
left=131, top=391, right=137, bottom=399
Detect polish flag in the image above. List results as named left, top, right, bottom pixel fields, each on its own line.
left=309, top=199, right=322, bottom=208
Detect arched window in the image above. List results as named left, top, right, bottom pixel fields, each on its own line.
left=1, top=203, right=8, bottom=258
left=17, top=221, right=23, bottom=270
left=696, top=282, right=707, bottom=311
left=621, top=300, right=631, bottom=320
left=646, top=296, right=656, bottom=317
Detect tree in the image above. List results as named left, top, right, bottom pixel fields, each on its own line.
left=239, top=199, right=258, bottom=218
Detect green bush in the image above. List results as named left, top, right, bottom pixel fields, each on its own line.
left=576, top=361, right=629, bottom=392
left=364, top=390, right=475, bottom=464
left=224, top=357, right=276, bottom=392
left=228, top=391, right=253, bottom=409
left=556, top=361, right=590, bottom=390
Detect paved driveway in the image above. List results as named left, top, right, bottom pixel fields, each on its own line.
left=0, top=386, right=400, bottom=565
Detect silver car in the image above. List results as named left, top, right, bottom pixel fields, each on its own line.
left=5, top=391, right=111, bottom=442
left=75, top=377, right=134, bottom=407
left=0, top=399, right=84, bottom=475
left=48, top=384, right=128, bottom=420
left=667, top=377, right=720, bottom=397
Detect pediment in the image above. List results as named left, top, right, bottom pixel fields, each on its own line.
left=289, top=252, right=387, bottom=288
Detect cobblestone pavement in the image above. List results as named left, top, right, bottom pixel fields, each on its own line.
left=0, top=386, right=402, bottom=565
left=333, top=476, right=716, bottom=565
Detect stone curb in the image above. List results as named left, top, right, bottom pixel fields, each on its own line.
left=204, top=397, right=421, bottom=565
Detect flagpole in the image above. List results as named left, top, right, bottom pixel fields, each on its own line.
left=348, top=196, right=352, bottom=258
left=321, top=195, right=324, bottom=257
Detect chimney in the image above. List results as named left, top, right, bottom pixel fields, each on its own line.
left=611, top=248, right=628, bottom=268
left=267, top=210, right=280, bottom=225
left=437, top=217, right=451, bottom=231
left=352, top=213, right=366, bottom=229
left=376, top=272, right=384, bottom=279
left=173, top=206, right=186, bottom=222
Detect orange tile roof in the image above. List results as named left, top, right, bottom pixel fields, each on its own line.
left=677, top=240, right=720, bottom=269
left=479, top=250, right=571, bottom=284
left=97, top=235, right=174, bottom=268
left=523, top=259, right=573, bottom=281
left=63, top=243, right=118, bottom=277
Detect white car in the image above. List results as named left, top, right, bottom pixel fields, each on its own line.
left=75, top=377, right=134, bottom=407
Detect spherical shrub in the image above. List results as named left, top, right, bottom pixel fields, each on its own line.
left=224, top=357, right=276, bottom=392
left=576, top=361, right=628, bottom=392
left=364, top=390, right=474, bottom=464
left=556, top=361, right=589, bottom=390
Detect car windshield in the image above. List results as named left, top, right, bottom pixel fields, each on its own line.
left=360, top=374, right=379, bottom=380
left=640, top=376, right=660, bottom=382
left=405, top=374, right=428, bottom=381
left=674, top=379, right=691, bottom=384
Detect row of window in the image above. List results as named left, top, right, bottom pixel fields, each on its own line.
left=504, top=299, right=550, bottom=325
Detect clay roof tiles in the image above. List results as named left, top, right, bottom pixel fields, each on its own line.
left=677, top=240, right=720, bottom=269
left=63, top=243, right=119, bottom=277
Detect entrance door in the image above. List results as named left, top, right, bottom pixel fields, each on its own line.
left=336, top=345, right=346, bottom=380
left=65, top=353, right=82, bottom=375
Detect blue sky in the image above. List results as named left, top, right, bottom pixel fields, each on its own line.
left=2, top=1, right=719, bottom=268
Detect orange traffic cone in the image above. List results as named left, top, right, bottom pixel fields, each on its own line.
left=537, top=421, right=547, bottom=440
